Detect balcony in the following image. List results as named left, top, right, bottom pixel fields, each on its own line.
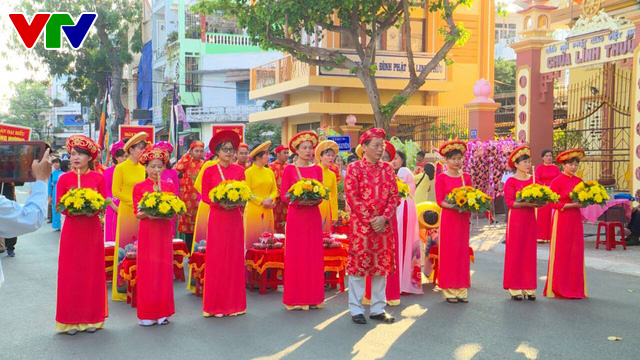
left=186, top=105, right=263, bottom=123
left=153, top=41, right=179, bottom=62
left=206, top=33, right=253, bottom=46
left=250, top=55, right=310, bottom=91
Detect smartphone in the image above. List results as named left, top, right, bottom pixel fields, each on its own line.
left=0, top=141, right=47, bottom=183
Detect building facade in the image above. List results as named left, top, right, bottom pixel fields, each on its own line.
left=149, top=0, right=278, bottom=150
left=248, top=1, right=496, bottom=148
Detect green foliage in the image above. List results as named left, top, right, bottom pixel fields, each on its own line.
left=262, top=100, right=282, bottom=111
left=496, top=1, right=509, bottom=18
left=428, top=120, right=469, bottom=140
left=162, top=95, right=173, bottom=129
left=389, top=136, right=420, bottom=169
left=6, top=80, right=52, bottom=140
left=381, top=94, right=409, bottom=119
left=494, top=57, right=516, bottom=94
left=316, top=125, right=341, bottom=141
left=553, top=130, right=585, bottom=153
left=245, top=122, right=282, bottom=148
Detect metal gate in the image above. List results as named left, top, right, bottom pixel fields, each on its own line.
left=553, top=63, right=632, bottom=191
left=395, top=107, right=469, bottom=151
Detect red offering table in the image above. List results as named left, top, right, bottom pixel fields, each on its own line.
left=188, top=251, right=206, bottom=297
left=172, top=241, right=189, bottom=282
left=323, top=246, right=348, bottom=292
left=119, top=257, right=137, bottom=307
left=105, top=246, right=115, bottom=281
left=245, top=248, right=285, bottom=295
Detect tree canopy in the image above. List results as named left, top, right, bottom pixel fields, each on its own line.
left=192, top=0, right=473, bottom=131
left=494, top=57, right=515, bottom=95
left=6, top=80, right=52, bottom=140
left=6, top=0, right=142, bottom=133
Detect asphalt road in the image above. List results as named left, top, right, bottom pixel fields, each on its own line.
left=1, top=191, right=639, bottom=359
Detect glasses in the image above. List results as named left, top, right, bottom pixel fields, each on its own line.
left=365, top=143, right=384, bottom=150
left=219, top=147, right=235, bottom=153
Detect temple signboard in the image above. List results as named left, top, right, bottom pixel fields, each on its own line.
left=540, top=24, right=634, bottom=73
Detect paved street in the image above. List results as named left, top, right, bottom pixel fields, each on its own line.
left=1, top=191, right=639, bottom=359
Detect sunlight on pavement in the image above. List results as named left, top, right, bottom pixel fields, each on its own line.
left=251, top=335, right=312, bottom=360
left=453, top=343, right=483, bottom=360
left=314, top=310, right=349, bottom=331
left=515, top=342, right=539, bottom=359
left=351, top=305, right=428, bottom=360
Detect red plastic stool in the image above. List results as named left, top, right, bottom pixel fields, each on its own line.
left=596, top=222, right=627, bottom=251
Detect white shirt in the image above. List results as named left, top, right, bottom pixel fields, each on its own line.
left=0, top=180, right=48, bottom=288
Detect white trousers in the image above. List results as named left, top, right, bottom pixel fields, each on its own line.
left=348, top=275, right=386, bottom=316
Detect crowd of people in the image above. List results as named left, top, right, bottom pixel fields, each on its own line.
left=19, top=126, right=598, bottom=334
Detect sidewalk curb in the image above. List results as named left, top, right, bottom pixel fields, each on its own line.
left=488, top=244, right=640, bottom=278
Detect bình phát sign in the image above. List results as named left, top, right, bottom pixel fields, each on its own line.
left=540, top=25, right=635, bottom=73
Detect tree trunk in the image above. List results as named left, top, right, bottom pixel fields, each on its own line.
left=357, top=70, right=389, bottom=132
left=109, top=64, right=126, bottom=135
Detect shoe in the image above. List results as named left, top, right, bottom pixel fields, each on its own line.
left=446, top=298, right=459, bottom=304
left=370, top=311, right=395, bottom=323
left=0, top=250, right=4, bottom=254
left=66, top=329, right=78, bottom=335
left=7, top=249, right=15, bottom=257
left=47, top=220, right=52, bottom=223
left=86, top=327, right=97, bottom=333
left=525, top=295, right=536, bottom=301
left=459, top=298, right=469, bottom=304
left=626, top=235, right=640, bottom=246
left=352, top=314, right=367, bottom=324
left=511, top=295, right=523, bottom=301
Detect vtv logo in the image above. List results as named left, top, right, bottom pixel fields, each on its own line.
left=9, top=13, right=97, bottom=50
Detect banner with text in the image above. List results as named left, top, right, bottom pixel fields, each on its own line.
left=541, top=26, right=635, bottom=73
left=318, top=52, right=446, bottom=80
left=119, top=125, right=155, bottom=144
left=0, top=124, right=31, bottom=141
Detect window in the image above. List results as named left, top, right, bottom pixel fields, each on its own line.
left=296, top=122, right=320, bottom=133
left=508, top=23, right=517, bottom=29
left=340, top=33, right=355, bottom=49
left=185, top=57, right=200, bottom=93
left=236, top=80, right=255, bottom=105
left=386, top=26, right=403, bottom=51
left=410, top=20, right=425, bottom=52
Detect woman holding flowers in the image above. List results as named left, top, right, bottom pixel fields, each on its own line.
left=112, top=132, right=148, bottom=301
left=281, top=131, right=325, bottom=310
left=244, top=141, right=278, bottom=249
left=201, top=130, right=247, bottom=317
left=435, top=139, right=473, bottom=303
left=391, top=150, right=423, bottom=297
left=56, top=135, right=107, bottom=335
left=545, top=149, right=588, bottom=299
left=316, top=140, right=339, bottom=233
left=132, top=147, right=178, bottom=326
left=503, top=146, right=539, bottom=301
left=534, top=149, right=561, bottom=243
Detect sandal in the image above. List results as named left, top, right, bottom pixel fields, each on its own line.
left=160, top=319, right=170, bottom=325
left=446, top=298, right=458, bottom=304
left=459, top=298, right=469, bottom=303
left=511, top=295, right=523, bottom=301
left=526, top=295, right=536, bottom=301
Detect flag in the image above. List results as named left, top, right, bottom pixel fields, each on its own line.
left=98, top=75, right=111, bottom=164
left=170, top=85, right=179, bottom=159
